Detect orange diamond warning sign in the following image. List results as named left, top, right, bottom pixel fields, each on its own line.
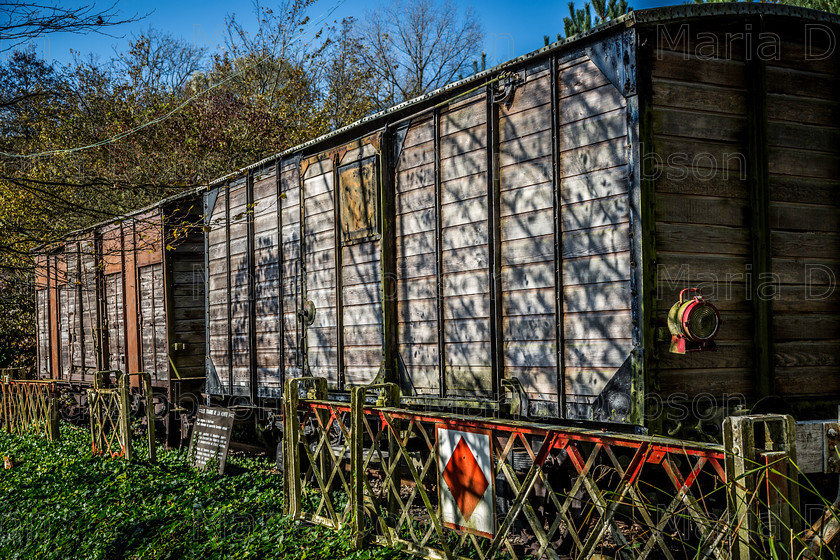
left=438, top=427, right=495, bottom=537
left=442, top=437, right=489, bottom=520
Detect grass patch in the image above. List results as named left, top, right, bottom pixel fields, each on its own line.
left=0, top=424, right=407, bottom=560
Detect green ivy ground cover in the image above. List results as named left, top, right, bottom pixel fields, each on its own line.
left=0, top=424, right=406, bottom=560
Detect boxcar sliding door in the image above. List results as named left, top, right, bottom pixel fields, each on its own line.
left=301, top=157, right=340, bottom=385
left=279, top=160, right=303, bottom=388
left=338, top=144, right=384, bottom=386
left=205, top=180, right=252, bottom=397
left=101, top=224, right=125, bottom=373
left=138, top=263, right=167, bottom=382
left=395, top=46, right=636, bottom=420
left=300, top=139, right=384, bottom=389
left=103, top=272, right=125, bottom=372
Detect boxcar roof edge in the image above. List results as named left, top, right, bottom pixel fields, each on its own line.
left=206, top=2, right=840, bottom=188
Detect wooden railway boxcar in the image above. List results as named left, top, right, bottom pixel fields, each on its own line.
left=36, top=234, right=98, bottom=385
left=35, top=191, right=206, bottom=438
left=194, top=5, right=835, bottom=436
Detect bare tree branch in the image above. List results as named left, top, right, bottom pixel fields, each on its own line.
left=355, top=0, right=483, bottom=108
left=0, top=1, right=144, bottom=53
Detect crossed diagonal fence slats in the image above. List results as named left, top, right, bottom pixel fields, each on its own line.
left=284, top=378, right=806, bottom=559
left=88, top=371, right=156, bottom=462
left=0, top=379, right=60, bottom=440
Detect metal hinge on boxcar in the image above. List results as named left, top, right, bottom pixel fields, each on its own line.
left=501, top=378, right=529, bottom=418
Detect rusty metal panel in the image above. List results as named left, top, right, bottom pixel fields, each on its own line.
left=34, top=254, right=48, bottom=290
left=101, top=223, right=124, bottom=275
left=338, top=155, right=379, bottom=243
left=134, top=210, right=164, bottom=268
left=48, top=253, right=63, bottom=378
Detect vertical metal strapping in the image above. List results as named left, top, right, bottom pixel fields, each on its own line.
left=745, top=16, right=774, bottom=399
left=333, top=156, right=345, bottom=389
left=162, top=208, right=175, bottom=391
left=298, top=156, right=307, bottom=375
left=203, top=191, right=212, bottom=397
left=632, top=28, right=656, bottom=428
left=379, top=127, right=398, bottom=384
left=44, top=256, right=51, bottom=376
left=247, top=173, right=258, bottom=401
left=434, top=108, right=446, bottom=397
left=487, top=86, right=503, bottom=402
left=550, top=55, right=566, bottom=419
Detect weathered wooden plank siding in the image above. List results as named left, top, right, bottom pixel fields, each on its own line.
left=207, top=187, right=230, bottom=392
left=34, top=255, right=50, bottom=377
left=558, top=54, right=633, bottom=417
left=80, top=238, right=99, bottom=379
left=765, top=22, right=840, bottom=397
left=104, top=273, right=125, bottom=372
left=252, top=170, right=282, bottom=393
left=280, top=161, right=301, bottom=387
left=139, top=263, right=168, bottom=381
left=59, top=284, right=70, bottom=379
left=100, top=225, right=123, bottom=374
left=228, top=182, right=252, bottom=395
left=396, top=117, right=440, bottom=395
left=36, top=288, right=50, bottom=376
left=440, top=94, right=492, bottom=396
left=650, top=22, right=755, bottom=398
left=499, top=62, right=557, bottom=404
left=304, top=159, right=339, bottom=385
left=65, top=242, right=85, bottom=380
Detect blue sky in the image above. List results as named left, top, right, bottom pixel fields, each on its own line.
left=20, top=0, right=679, bottom=67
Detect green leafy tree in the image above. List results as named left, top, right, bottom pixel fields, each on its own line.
left=564, top=0, right=632, bottom=37
left=692, top=0, right=840, bottom=15
left=0, top=2, right=391, bottom=368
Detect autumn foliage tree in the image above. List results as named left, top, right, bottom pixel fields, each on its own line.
left=0, top=0, right=486, bottom=368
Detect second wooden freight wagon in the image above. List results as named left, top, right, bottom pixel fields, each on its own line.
left=34, top=191, right=206, bottom=440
